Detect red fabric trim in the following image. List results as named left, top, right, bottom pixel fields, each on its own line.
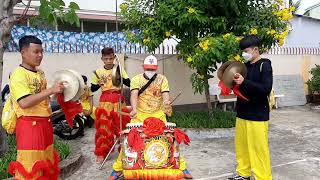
left=127, top=128, right=144, bottom=152
left=174, top=129, right=190, bottom=145
left=8, top=150, right=60, bottom=180
left=57, top=94, right=83, bottom=127
left=100, top=91, right=123, bottom=103
left=112, top=108, right=131, bottom=137
left=16, top=116, right=53, bottom=150
left=142, top=117, right=165, bottom=138
left=233, top=85, right=249, bottom=101
left=218, top=80, right=232, bottom=96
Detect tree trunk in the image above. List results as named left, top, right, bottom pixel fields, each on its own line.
left=0, top=46, right=8, bottom=156
left=0, top=0, right=20, bottom=156
left=204, top=79, right=213, bottom=116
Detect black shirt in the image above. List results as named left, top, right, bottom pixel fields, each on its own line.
left=236, top=58, right=273, bottom=121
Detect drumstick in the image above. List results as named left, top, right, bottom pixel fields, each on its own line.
left=117, top=111, right=130, bottom=116
left=170, top=91, right=183, bottom=105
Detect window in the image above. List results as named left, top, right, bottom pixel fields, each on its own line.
left=107, top=22, right=116, bottom=32
left=58, top=20, right=80, bottom=32
left=83, top=21, right=105, bottom=32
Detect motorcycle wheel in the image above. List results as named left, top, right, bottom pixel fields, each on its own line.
left=55, top=115, right=84, bottom=140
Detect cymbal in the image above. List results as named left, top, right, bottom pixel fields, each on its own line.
left=67, top=69, right=85, bottom=101
left=222, top=61, right=247, bottom=89
left=217, top=61, right=236, bottom=80
left=53, top=70, right=80, bottom=102
left=112, top=62, right=122, bottom=87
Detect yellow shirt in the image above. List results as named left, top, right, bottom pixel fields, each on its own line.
left=130, top=73, right=169, bottom=114
left=80, top=85, right=93, bottom=110
left=10, top=66, right=51, bottom=118
left=91, top=67, right=129, bottom=91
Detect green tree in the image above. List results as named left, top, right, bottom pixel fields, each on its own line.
left=0, top=0, right=80, bottom=156
left=120, top=0, right=293, bottom=115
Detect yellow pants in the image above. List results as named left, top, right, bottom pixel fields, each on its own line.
left=235, top=118, right=272, bottom=180
left=113, top=150, right=187, bottom=171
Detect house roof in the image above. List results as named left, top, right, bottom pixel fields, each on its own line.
left=13, top=4, right=120, bottom=21
left=294, top=14, right=320, bottom=22
left=305, top=2, right=320, bottom=12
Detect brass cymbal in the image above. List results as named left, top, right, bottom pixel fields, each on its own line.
left=53, top=70, right=80, bottom=102
left=217, top=61, right=236, bottom=80
left=67, top=69, right=85, bottom=101
left=112, top=63, right=122, bottom=87
left=222, top=61, right=247, bottom=89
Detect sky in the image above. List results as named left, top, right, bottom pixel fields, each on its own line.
left=22, top=0, right=320, bottom=14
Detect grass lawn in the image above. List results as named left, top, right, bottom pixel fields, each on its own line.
left=168, top=109, right=236, bottom=128
left=0, top=135, right=70, bottom=179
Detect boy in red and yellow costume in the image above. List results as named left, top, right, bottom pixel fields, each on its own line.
left=91, top=47, right=131, bottom=163
left=108, top=55, right=193, bottom=180
left=8, top=36, right=64, bottom=180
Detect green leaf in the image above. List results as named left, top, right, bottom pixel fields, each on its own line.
left=39, top=4, right=51, bottom=18
left=69, top=2, right=80, bottom=10
left=47, top=13, right=55, bottom=24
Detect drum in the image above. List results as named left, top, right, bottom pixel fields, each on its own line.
left=125, top=122, right=176, bottom=130
left=120, top=121, right=185, bottom=179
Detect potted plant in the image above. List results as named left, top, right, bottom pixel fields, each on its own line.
left=307, top=64, right=320, bottom=103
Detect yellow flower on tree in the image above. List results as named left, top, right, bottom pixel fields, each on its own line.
left=289, top=6, right=296, bottom=12
left=223, top=33, right=231, bottom=40
left=199, top=39, right=210, bottom=51
left=275, top=8, right=293, bottom=21
left=165, top=31, right=171, bottom=38
left=267, top=29, right=276, bottom=36
left=236, top=36, right=243, bottom=42
left=276, top=0, right=284, bottom=5
left=187, top=56, right=193, bottom=63
left=279, top=39, right=284, bottom=46
left=250, top=28, right=258, bottom=35
left=143, top=37, right=151, bottom=44
left=234, top=54, right=241, bottom=61
left=187, top=7, right=196, bottom=14
left=127, top=32, right=135, bottom=39
left=120, top=3, right=129, bottom=11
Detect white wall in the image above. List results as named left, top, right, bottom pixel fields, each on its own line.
left=285, top=16, right=320, bottom=47
left=3, top=52, right=320, bottom=106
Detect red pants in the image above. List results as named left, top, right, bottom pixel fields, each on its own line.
left=8, top=116, right=60, bottom=180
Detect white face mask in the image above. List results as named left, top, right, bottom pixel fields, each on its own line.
left=242, top=52, right=253, bottom=62
left=144, top=70, right=156, bottom=79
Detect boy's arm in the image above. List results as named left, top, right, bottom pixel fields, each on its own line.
left=89, top=96, right=93, bottom=114
left=130, top=90, right=138, bottom=118
left=91, top=71, right=101, bottom=92
left=18, top=82, right=64, bottom=109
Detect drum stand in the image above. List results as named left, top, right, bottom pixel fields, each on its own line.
left=99, top=55, right=124, bottom=170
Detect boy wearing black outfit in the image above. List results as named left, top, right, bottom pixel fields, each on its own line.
left=228, top=35, right=273, bottom=180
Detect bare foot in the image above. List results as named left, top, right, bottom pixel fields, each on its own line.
left=96, top=156, right=104, bottom=164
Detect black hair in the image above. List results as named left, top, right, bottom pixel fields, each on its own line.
left=82, top=75, right=88, bottom=83
left=101, top=47, right=115, bottom=56
left=19, top=35, right=42, bottom=52
left=239, top=35, right=261, bottom=50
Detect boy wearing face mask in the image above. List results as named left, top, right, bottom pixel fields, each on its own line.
left=228, top=35, right=273, bottom=180
left=91, top=47, right=131, bottom=163
left=129, top=55, right=172, bottom=122
left=108, top=55, right=193, bottom=180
